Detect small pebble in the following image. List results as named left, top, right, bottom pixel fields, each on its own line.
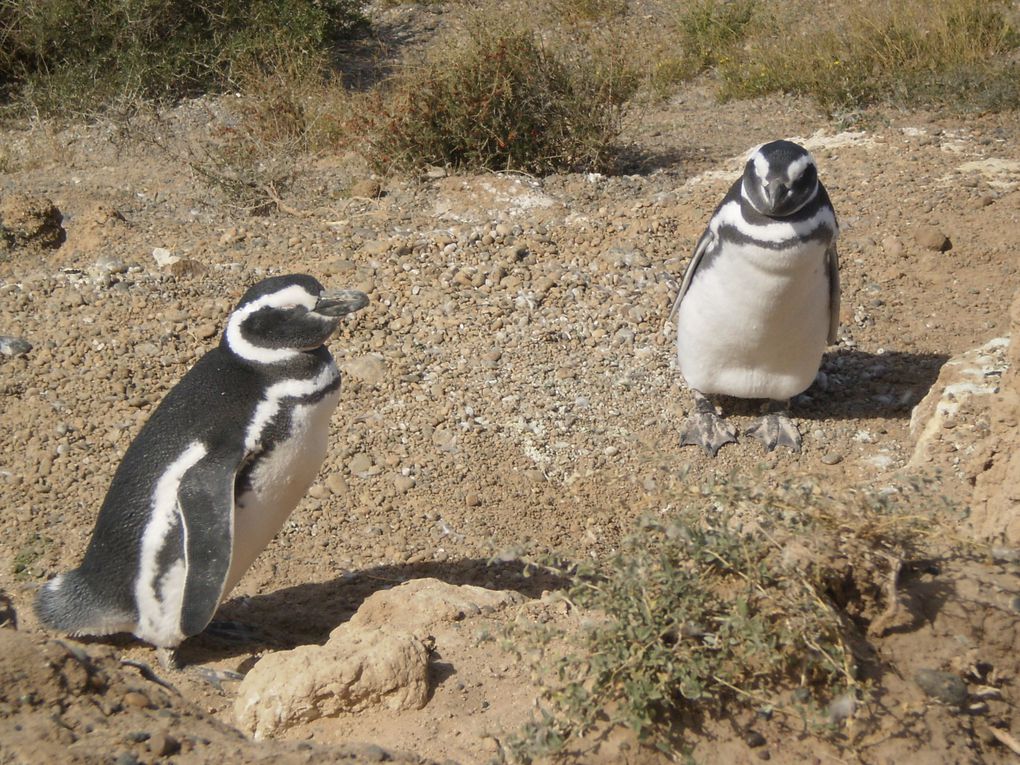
left=0, top=336, right=32, bottom=357
left=914, top=227, right=951, bottom=252
left=745, top=730, right=766, bottom=748
left=915, top=669, right=967, bottom=706
left=465, top=492, right=482, bottom=507
left=122, top=691, right=151, bottom=709
left=147, top=731, right=181, bottom=757
left=820, top=452, right=843, bottom=465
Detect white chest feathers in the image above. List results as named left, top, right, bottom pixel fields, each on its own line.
left=225, top=374, right=341, bottom=595
left=677, top=237, right=831, bottom=400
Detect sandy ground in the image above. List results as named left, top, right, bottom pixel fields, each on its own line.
left=1, top=11, right=1019, bottom=763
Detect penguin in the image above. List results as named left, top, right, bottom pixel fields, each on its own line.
left=35, top=274, right=369, bottom=667
left=671, top=139, right=839, bottom=456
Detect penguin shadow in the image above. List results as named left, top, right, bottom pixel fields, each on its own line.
left=178, top=557, right=569, bottom=667
left=793, top=348, right=950, bottom=422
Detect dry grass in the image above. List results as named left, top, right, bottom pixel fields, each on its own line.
left=719, top=0, right=1020, bottom=112
left=361, top=16, right=638, bottom=174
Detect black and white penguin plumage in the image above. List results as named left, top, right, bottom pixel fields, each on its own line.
left=671, top=140, right=840, bottom=455
left=35, top=274, right=368, bottom=661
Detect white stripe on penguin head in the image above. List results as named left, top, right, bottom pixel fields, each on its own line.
left=225, top=283, right=320, bottom=364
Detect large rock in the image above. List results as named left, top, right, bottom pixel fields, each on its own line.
left=234, top=579, right=525, bottom=740
left=968, top=293, right=1020, bottom=544
left=234, top=627, right=431, bottom=740
left=909, top=292, right=1020, bottom=545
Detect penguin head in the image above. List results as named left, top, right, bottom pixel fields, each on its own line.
left=741, top=140, right=819, bottom=218
left=224, top=274, right=369, bottom=364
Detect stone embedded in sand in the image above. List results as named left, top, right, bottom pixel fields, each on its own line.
left=968, top=291, right=1020, bottom=545
left=908, top=336, right=1010, bottom=468
left=234, top=627, right=431, bottom=740
left=342, top=353, right=387, bottom=385
left=234, top=579, right=525, bottom=739
left=914, top=226, right=951, bottom=252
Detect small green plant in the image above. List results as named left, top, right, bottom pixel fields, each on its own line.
left=0, top=0, right=366, bottom=116
left=365, top=18, right=638, bottom=174
left=719, top=0, right=1020, bottom=112
left=505, top=476, right=935, bottom=760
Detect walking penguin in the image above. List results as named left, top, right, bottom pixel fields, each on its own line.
left=671, top=139, right=840, bottom=455
left=35, top=273, right=369, bottom=667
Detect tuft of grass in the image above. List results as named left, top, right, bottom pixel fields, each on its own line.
left=363, top=18, right=638, bottom=174
left=0, top=0, right=366, bottom=117
left=676, top=0, right=757, bottom=76
left=504, top=476, right=936, bottom=761
left=719, top=0, right=1020, bottom=112
left=548, top=0, right=628, bottom=24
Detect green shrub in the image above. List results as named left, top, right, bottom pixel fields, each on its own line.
left=719, top=0, right=1020, bottom=112
left=365, top=20, right=638, bottom=174
left=0, top=0, right=365, bottom=115
left=505, top=477, right=934, bottom=760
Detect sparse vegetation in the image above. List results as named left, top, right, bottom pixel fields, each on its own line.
left=364, top=19, right=639, bottom=174
left=719, top=0, right=1020, bottom=112
left=505, top=477, right=935, bottom=761
left=0, top=0, right=366, bottom=115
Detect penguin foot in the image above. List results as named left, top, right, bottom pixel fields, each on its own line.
left=680, top=412, right=738, bottom=457
left=194, top=666, right=246, bottom=692
left=746, top=414, right=802, bottom=453
left=147, top=650, right=245, bottom=691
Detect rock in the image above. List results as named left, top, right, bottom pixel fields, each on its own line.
left=235, top=627, right=430, bottom=738
left=342, top=353, right=387, bottom=385
left=195, top=323, right=218, bottom=340
left=326, top=473, right=348, bottom=495
left=969, top=291, right=1020, bottom=545
left=820, top=452, right=843, bottom=465
left=915, top=669, right=967, bottom=706
left=745, top=730, right=766, bottom=747
left=151, top=247, right=180, bottom=268
left=0, top=193, right=65, bottom=249
left=349, top=453, right=374, bottom=474
left=169, top=259, right=207, bottom=278
left=0, top=336, right=32, bottom=357
left=914, top=226, right=951, bottom=252
left=350, top=179, right=383, bottom=199
left=147, top=731, right=180, bottom=757
left=348, top=578, right=525, bottom=636
left=231, top=581, right=505, bottom=742
left=908, top=336, right=1009, bottom=468
left=394, top=475, right=415, bottom=493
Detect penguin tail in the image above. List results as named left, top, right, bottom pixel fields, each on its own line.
left=34, top=570, right=134, bottom=637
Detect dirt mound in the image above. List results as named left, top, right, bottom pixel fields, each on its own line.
left=0, top=622, right=434, bottom=765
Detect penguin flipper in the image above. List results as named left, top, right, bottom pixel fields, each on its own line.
left=669, top=227, right=715, bottom=325
left=826, top=242, right=840, bottom=345
left=176, top=449, right=240, bottom=637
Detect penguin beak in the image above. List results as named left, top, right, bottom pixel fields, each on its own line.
left=765, top=181, right=788, bottom=209
left=313, top=289, right=369, bottom=318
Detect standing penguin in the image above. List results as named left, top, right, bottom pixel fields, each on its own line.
left=672, top=140, right=839, bottom=456
left=36, top=274, right=368, bottom=666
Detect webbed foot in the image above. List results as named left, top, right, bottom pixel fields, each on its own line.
left=746, top=413, right=802, bottom=453
left=680, top=392, right=737, bottom=457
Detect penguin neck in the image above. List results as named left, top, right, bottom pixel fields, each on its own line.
left=221, top=341, right=333, bottom=378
